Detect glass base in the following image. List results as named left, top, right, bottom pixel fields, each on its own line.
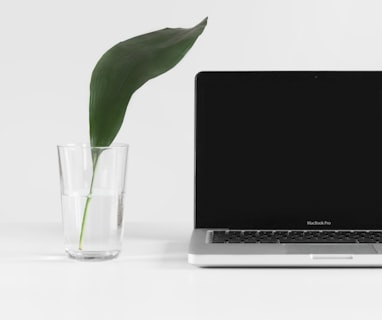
left=66, top=249, right=120, bottom=261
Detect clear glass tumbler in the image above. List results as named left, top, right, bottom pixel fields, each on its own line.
left=57, top=143, right=128, bottom=261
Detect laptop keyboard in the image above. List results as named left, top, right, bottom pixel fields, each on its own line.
left=211, top=230, right=382, bottom=243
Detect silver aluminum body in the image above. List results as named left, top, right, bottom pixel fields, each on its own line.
left=188, top=229, right=382, bottom=267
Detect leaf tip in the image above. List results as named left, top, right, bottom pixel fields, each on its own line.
left=199, top=17, right=208, bottom=28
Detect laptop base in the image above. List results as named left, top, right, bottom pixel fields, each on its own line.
left=188, top=229, right=382, bottom=267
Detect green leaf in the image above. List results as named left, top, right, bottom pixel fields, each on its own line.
left=89, top=17, right=208, bottom=147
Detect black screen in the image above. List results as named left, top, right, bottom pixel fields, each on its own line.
left=195, top=71, right=382, bottom=229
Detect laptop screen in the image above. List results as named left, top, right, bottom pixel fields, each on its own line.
left=195, top=71, right=382, bottom=230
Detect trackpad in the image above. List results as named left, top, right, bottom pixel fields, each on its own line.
left=284, top=244, right=376, bottom=254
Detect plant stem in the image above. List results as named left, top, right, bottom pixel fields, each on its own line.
left=79, top=154, right=99, bottom=250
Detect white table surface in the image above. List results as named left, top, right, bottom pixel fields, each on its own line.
left=0, top=221, right=381, bottom=320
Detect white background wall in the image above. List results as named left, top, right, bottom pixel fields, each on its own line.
left=1, top=0, right=382, bottom=223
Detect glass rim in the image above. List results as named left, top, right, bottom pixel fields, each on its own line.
left=57, top=143, right=129, bottom=149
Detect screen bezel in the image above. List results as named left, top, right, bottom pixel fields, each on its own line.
left=195, top=71, right=382, bottom=230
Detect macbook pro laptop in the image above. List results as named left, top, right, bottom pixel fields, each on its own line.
left=188, top=71, right=382, bottom=267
